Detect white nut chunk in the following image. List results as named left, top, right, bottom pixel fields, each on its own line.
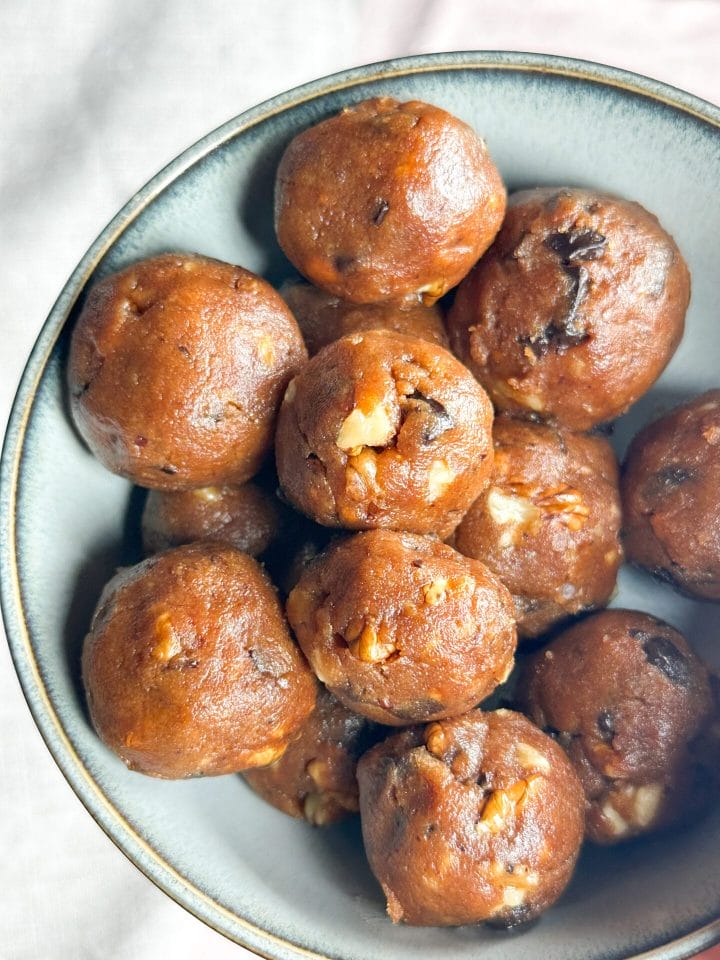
left=515, top=741, right=551, bottom=774
left=426, top=459, right=454, bottom=502
left=337, top=404, right=396, bottom=456
left=486, top=486, right=540, bottom=547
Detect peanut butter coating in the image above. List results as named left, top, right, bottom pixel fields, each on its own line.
left=275, top=97, right=506, bottom=305
left=622, top=390, right=720, bottom=599
left=275, top=330, right=494, bottom=538
left=520, top=610, right=714, bottom=843
left=357, top=709, right=584, bottom=926
left=82, top=542, right=317, bottom=779
left=448, top=188, right=689, bottom=430
left=68, top=253, right=307, bottom=489
left=287, top=530, right=517, bottom=726
left=456, top=418, right=622, bottom=638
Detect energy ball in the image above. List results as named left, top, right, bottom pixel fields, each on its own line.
left=275, top=330, right=495, bottom=538
left=68, top=253, right=308, bottom=489
left=520, top=610, right=714, bottom=844
left=448, top=188, right=690, bottom=430
left=622, top=390, right=720, bottom=599
left=275, top=97, right=506, bottom=305
left=82, top=542, right=317, bottom=779
left=281, top=280, right=448, bottom=356
left=243, top=687, right=379, bottom=826
left=141, top=482, right=284, bottom=558
left=455, top=419, right=622, bottom=638
left=286, top=530, right=517, bottom=725
left=357, top=709, right=584, bottom=927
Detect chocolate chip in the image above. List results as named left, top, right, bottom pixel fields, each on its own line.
left=373, top=199, right=390, bottom=225
left=390, top=698, right=444, bottom=720
left=406, top=390, right=453, bottom=443
left=631, top=631, right=691, bottom=686
left=334, top=254, right=355, bottom=272
left=487, top=904, right=537, bottom=930
left=530, top=227, right=606, bottom=354
left=134, top=435, right=148, bottom=447
left=597, top=710, right=615, bottom=741
left=545, top=228, right=607, bottom=263
left=160, top=464, right=178, bottom=475
left=518, top=262, right=591, bottom=357
left=645, top=465, right=695, bottom=498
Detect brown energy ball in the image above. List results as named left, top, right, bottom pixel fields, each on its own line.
left=281, top=280, right=448, bottom=356
left=286, top=530, right=517, bottom=726
left=68, top=253, right=308, bottom=489
left=82, top=541, right=317, bottom=779
left=622, top=390, right=720, bottom=599
left=275, top=97, right=506, bottom=306
left=243, top=687, right=379, bottom=826
left=357, top=709, right=584, bottom=927
left=455, top=419, right=622, bottom=638
left=520, top=610, right=714, bottom=844
left=275, top=329, right=494, bottom=538
left=141, top=482, right=284, bottom=558
left=448, top=188, right=690, bottom=430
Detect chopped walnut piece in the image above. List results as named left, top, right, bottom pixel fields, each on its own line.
left=151, top=612, right=181, bottom=661
left=347, top=621, right=397, bottom=663
left=337, top=404, right=396, bottom=455
left=476, top=779, right=532, bottom=834
left=515, top=741, right=551, bottom=774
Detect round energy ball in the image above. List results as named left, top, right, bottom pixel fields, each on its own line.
left=281, top=280, right=448, bottom=356
left=519, top=610, right=714, bottom=843
left=141, top=482, right=284, bottom=558
left=68, top=252, right=308, bottom=489
left=275, top=329, right=495, bottom=538
left=275, top=97, right=506, bottom=305
left=622, top=390, right=720, bottom=599
left=357, top=709, right=585, bottom=926
left=243, top=687, right=379, bottom=826
left=447, top=188, right=690, bottom=430
left=455, top=418, right=622, bottom=638
left=82, top=542, right=317, bottom=778
left=286, top=530, right=517, bottom=725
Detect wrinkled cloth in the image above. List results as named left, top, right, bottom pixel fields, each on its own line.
left=1, top=2, right=720, bottom=958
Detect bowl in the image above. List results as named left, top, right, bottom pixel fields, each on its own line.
left=1, top=51, right=719, bottom=960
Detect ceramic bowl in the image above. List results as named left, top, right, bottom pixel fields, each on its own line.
left=2, top=51, right=719, bottom=960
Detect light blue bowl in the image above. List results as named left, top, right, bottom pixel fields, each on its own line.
left=2, top=52, right=719, bottom=960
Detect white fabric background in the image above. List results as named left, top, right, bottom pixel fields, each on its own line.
left=1, top=2, right=719, bottom=958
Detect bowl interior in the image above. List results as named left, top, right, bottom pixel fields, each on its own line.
left=4, top=55, right=720, bottom=960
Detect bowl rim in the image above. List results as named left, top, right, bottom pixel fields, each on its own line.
left=1, top=49, right=719, bottom=960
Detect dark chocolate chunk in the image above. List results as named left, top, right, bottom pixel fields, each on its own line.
left=334, top=254, right=355, bottom=272
left=545, top=229, right=607, bottom=263
left=644, top=465, right=695, bottom=498
left=405, top=390, right=453, bottom=443
left=632, top=631, right=691, bottom=686
left=373, top=199, right=390, bottom=225
left=597, top=710, right=615, bottom=741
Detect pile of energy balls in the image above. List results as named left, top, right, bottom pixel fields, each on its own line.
left=68, top=97, right=720, bottom=929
